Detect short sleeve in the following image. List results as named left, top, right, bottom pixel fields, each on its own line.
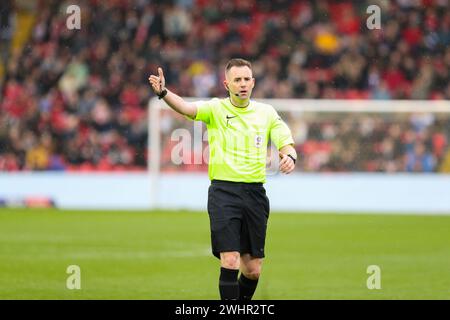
left=185, top=99, right=214, bottom=124
left=269, top=108, right=294, bottom=150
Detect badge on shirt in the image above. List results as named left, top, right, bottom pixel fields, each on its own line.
left=255, top=134, right=263, bottom=148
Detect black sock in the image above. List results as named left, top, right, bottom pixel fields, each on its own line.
left=219, top=267, right=239, bottom=300
left=238, top=274, right=259, bottom=300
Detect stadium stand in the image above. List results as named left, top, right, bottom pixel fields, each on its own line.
left=0, top=0, right=449, bottom=172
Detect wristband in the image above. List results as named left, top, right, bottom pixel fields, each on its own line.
left=157, top=88, right=168, bottom=99
left=287, top=154, right=297, bottom=164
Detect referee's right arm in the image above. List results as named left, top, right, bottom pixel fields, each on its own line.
left=148, top=67, right=198, bottom=119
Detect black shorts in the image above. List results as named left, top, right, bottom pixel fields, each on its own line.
left=207, top=179, right=270, bottom=259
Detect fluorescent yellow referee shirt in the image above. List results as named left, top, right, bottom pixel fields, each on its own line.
left=188, top=98, right=294, bottom=183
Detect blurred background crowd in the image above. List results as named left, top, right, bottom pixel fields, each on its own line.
left=158, top=111, right=450, bottom=173
left=0, top=0, right=449, bottom=172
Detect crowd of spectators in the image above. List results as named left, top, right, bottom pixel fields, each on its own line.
left=0, top=0, right=449, bottom=172
left=292, top=112, right=450, bottom=173
left=158, top=111, right=450, bottom=173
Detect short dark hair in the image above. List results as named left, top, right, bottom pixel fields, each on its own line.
left=225, top=58, right=252, bottom=72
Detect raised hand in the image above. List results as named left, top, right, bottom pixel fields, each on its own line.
left=148, top=67, right=166, bottom=95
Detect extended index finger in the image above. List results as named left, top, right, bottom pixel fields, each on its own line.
left=158, top=67, right=164, bottom=78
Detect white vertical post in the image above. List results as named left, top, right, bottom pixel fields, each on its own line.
left=148, top=97, right=161, bottom=209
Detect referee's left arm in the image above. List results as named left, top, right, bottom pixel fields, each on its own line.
left=269, top=107, right=296, bottom=174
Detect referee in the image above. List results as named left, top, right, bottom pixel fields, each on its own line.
left=149, top=58, right=296, bottom=300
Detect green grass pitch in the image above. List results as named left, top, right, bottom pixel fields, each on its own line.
left=0, top=208, right=449, bottom=299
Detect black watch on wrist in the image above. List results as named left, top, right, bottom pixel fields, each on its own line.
left=287, top=154, right=297, bottom=164
left=157, top=88, right=168, bottom=99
